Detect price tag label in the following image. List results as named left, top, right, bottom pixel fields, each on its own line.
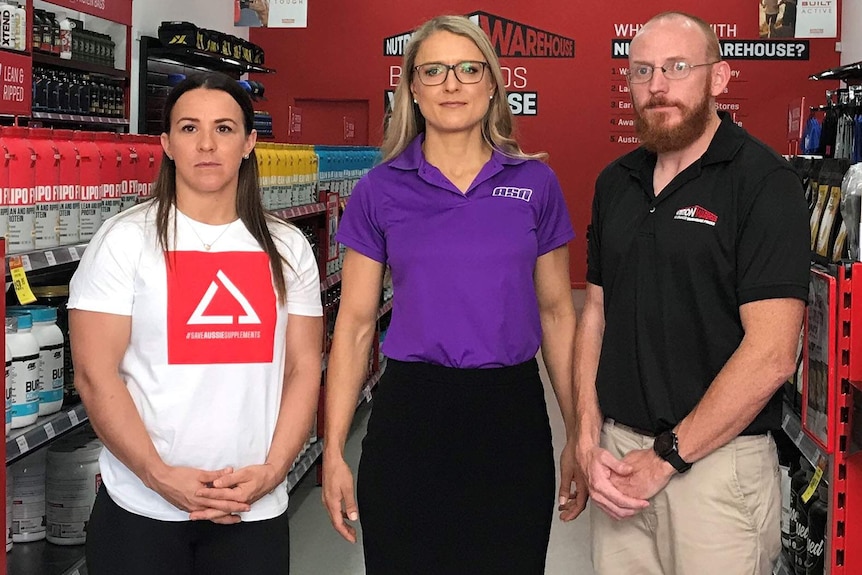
left=802, top=464, right=824, bottom=503
left=68, top=410, right=79, bottom=426
left=15, top=434, right=28, bottom=454
left=68, top=246, right=80, bottom=261
left=20, top=254, right=31, bottom=272
left=8, top=256, right=37, bottom=305
left=44, top=422, right=55, bottom=439
left=44, top=251, right=57, bottom=267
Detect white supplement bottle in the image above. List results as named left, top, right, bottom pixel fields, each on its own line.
left=47, top=434, right=102, bottom=545
left=10, top=448, right=46, bottom=542
left=21, top=306, right=64, bottom=416
left=13, top=2, right=24, bottom=51
left=7, top=314, right=39, bottom=429
left=59, top=16, right=71, bottom=59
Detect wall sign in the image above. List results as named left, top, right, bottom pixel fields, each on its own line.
left=382, top=11, right=575, bottom=117
left=45, top=0, right=132, bottom=26
left=0, top=50, right=30, bottom=117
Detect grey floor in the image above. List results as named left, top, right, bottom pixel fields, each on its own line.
left=288, top=290, right=594, bottom=574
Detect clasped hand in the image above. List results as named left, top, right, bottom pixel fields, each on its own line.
left=577, top=445, right=675, bottom=521
left=153, top=463, right=281, bottom=525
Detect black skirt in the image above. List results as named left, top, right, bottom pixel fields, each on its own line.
left=357, top=358, right=555, bottom=575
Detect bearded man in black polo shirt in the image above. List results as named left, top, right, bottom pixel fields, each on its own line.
left=574, top=11, right=809, bottom=575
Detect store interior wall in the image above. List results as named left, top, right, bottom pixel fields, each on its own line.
left=841, top=0, right=862, bottom=64
left=249, top=2, right=847, bottom=285
left=117, top=1, right=859, bottom=285
left=129, top=0, right=250, bottom=131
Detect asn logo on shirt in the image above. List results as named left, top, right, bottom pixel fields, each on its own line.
left=673, top=205, right=718, bottom=227
left=492, top=186, right=533, bottom=202
left=166, top=251, right=276, bottom=365
left=188, top=270, right=261, bottom=326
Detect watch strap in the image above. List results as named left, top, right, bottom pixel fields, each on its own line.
left=662, top=448, right=692, bottom=474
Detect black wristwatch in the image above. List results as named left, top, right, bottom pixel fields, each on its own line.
left=653, top=430, right=692, bottom=474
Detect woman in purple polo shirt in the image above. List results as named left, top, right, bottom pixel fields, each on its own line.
left=321, top=15, right=585, bottom=574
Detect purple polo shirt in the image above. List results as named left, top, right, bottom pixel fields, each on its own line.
left=337, top=135, right=575, bottom=368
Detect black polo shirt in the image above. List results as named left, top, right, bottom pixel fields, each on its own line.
left=586, top=112, right=809, bottom=435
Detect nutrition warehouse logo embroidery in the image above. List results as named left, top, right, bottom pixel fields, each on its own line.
left=492, top=186, right=533, bottom=202
left=674, top=205, right=718, bottom=226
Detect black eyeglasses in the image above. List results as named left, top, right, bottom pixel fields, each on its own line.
left=627, top=61, right=720, bottom=84
left=413, top=61, right=488, bottom=86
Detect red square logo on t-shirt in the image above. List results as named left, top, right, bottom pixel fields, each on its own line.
left=165, top=251, right=276, bottom=364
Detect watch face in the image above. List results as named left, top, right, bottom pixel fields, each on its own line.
left=653, top=431, right=675, bottom=456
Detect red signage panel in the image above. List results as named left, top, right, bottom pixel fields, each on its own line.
left=0, top=50, right=30, bottom=116
left=43, top=0, right=132, bottom=26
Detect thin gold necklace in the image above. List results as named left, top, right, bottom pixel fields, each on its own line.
left=179, top=210, right=236, bottom=251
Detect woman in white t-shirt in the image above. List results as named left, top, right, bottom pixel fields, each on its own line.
left=69, top=72, right=323, bottom=575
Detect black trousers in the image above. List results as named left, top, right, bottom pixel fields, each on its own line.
left=357, top=358, right=555, bottom=575
left=86, top=488, right=290, bottom=575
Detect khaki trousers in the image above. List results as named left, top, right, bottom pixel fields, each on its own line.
left=590, top=419, right=781, bottom=575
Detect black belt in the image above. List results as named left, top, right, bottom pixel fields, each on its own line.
left=606, top=418, right=658, bottom=437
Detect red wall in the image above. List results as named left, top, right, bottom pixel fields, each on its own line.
left=250, top=1, right=841, bottom=286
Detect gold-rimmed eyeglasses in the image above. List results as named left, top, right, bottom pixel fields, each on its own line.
left=413, top=61, right=488, bottom=86
left=626, top=61, right=720, bottom=84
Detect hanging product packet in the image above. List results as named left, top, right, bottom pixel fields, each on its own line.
left=839, top=163, right=862, bottom=261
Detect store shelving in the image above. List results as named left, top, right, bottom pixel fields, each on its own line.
left=782, top=402, right=829, bottom=480
left=4, top=244, right=86, bottom=279
left=8, top=539, right=86, bottom=575
left=286, top=440, right=323, bottom=493
left=32, top=52, right=129, bottom=80
left=272, top=202, right=326, bottom=221
left=357, top=358, right=387, bottom=408
left=377, top=298, right=393, bottom=320
left=30, top=112, right=129, bottom=127
left=773, top=552, right=792, bottom=575
left=141, top=36, right=275, bottom=76
left=1, top=202, right=328, bottom=281
left=809, top=60, right=862, bottom=83
left=6, top=403, right=88, bottom=464
left=320, top=271, right=342, bottom=292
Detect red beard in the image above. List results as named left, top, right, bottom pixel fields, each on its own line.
left=633, top=78, right=715, bottom=153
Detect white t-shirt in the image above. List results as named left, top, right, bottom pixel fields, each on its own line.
left=68, top=203, right=322, bottom=521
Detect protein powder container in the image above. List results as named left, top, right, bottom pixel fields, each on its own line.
left=5, top=338, right=11, bottom=436
left=794, top=471, right=820, bottom=575
left=6, top=475, right=11, bottom=552
left=47, top=433, right=101, bottom=545
left=789, top=458, right=810, bottom=560
left=0, top=138, right=9, bottom=253
left=10, top=448, right=46, bottom=542
left=117, top=134, right=139, bottom=212
left=72, top=130, right=102, bottom=240
left=93, top=132, right=122, bottom=222
left=805, top=483, right=828, bottom=575
left=9, top=306, right=63, bottom=416
left=7, top=315, right=39, bottom=429
left=1, top=126, right=36, bottom=253
left=29, top=128, right=61, bottom=249
left=53, top=129, right=81, bottom=245
left=780, top=457, right=794, bottom=553
left=30, top=286, right=73, bottom=403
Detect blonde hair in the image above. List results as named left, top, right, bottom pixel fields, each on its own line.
left=380, top=15, right=546, bottom=162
